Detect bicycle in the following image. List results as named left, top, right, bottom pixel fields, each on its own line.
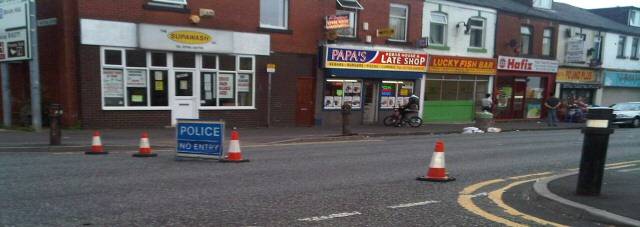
left=383, top=107, right=423, bottom=127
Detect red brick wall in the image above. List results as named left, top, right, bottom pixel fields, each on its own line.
left=495, top=12, right=559, bottom=59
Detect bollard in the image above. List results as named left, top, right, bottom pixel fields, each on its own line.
left=576, top=107, right=615, bottom=196
left=341, top=102, right=352, bottom=136
left=49, top=103, right=63, bottom=146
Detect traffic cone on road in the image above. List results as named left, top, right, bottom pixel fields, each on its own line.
left=85, top=131, right=108, bottom=155
left=416, top=139, right=455, bottom=182
left=133, top=132, right=157, bottom=157
left=220, top=130, right=249, bottom=163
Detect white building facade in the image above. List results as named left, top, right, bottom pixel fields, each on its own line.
left=599, top=31, right=640, bottom=105
left=421, top=0, right=497, bottom=123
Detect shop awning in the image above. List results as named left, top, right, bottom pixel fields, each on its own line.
left=326, top=68, right=423, bottom=80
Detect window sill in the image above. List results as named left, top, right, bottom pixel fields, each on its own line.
left=616, top=56, right=628, bottom=59
left=102, top=107, right=172, bottom=111
left=337, top=36, right=360, bottom=42
left=199, top=107, right=257, bottom=110
left=427, top=45, right=450, bottom=51
left=467, top=48, right=487, bottom=53
left=630, top=57, right=639, bottom=61
left=143, top=2, right=190, bottom=13
left=257, top=27, right=293, bottom=34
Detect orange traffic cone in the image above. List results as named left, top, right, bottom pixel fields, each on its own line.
left=416, top=140, right=455, bottom=182
left=133, top=132, right=157, bottom=157
left=85, top=131, right=108, bottom=155
left=220, top=130, right=249, bottom=163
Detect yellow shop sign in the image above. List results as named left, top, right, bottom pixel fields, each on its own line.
left=168, top=31, right=212, bottom=44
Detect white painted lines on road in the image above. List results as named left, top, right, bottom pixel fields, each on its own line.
left=470, top=192, right=488, bottom=198
left=605, top=164, right=636, bottom=170
left=387, top=200, right=440, bottom=209
left=245, top=139, right=385, bottom=148
left=297, top=211, right=361, bottom=222
left=618, top=167, right=640, bottom=173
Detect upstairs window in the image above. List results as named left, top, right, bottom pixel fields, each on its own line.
left=533, top=0, right=552, bottom=9
left=389, top=4, right=408, bottom=42
left=542, top=28, right=553, bottom=56
left=337, top=0, right=363, bottom=10
left=618, top=36, right=627, bottom=58
left=631, top=37, right=639, bottom=59
left=520, top=26, right=532, bottom=55
left=150, top=0, right=187, bottom=5
left=430, top=12, right=447, bottom=46
left=468, top=18, right=485, bottom=48
left=260, top=0, right=288, bottom=29
left=593, top=36, right=603, bottom=61
left=630, top=10, right=640, bottom=27
left=336, top=10, right=357, bottom=38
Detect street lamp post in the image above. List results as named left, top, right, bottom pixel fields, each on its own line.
left=576, top=107, right=615, bottom=196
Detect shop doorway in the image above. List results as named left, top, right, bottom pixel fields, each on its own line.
left=362, top=80, right=378, bottom=124
left=171, top=70, right=199, bottom=125
left=296, top=77, right=314, bottom=126
left=495, top=76, right=546, bottom=119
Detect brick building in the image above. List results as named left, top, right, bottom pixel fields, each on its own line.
left=1, top=0, right=425, bottom=129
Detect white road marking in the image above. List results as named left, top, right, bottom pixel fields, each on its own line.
left=387, top=200, right=440, bottom=209
left=605, top=164, right=636, bottom=170
left=470, top=192, right=488, bottom=198
left=245, top=139, right=384, bottom=148
left=618, top=167, right=640, bottom=173
left=297, top=211, right=361, bottom=222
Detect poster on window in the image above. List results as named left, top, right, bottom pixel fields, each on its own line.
left=352, top=82, right=361, bottom=94
left=381, top=84, right=395, bottom=97
left=352, top=96, right=361, bottom=108
left=333, top=96, right=342, bottom=107
left=103, top=69, right=124, bottom=98
left=238, top=74, right=250, bottom=92
left=126, top=69, right=147, bottom=87
left=324, top=96, right=334, bottom=108
left=381, top=96, right=390, bottom=108
left=343, top=96, right=353, bottom=105
left=527, top=104, right=541, bottom=118
left=218, top=74, right=234, bottom=99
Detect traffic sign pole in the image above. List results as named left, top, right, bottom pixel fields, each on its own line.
left=267, top=72, right=272, bottom=128
left=1, top=63, right=11, bottom=127
left=28, top=0, right=42, bottom=131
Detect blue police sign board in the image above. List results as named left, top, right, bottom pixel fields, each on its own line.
left=176, top=120, right=224, bottom=159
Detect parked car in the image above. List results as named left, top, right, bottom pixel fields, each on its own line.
left=611, top=102, right=640, bottom=128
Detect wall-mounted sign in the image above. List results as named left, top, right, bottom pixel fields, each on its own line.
left=266, top=63, right=276, bottom=73
left=325, top=15, right=351, bottom=30
left=377, top=28, right=395, bottom=37
left=497, top=56, right=558, bottom=73
left=37, top=18, right=58, bottom=27
left=565, top=40, right=586, bottom=63
left=604, top=71, right=640, bottom=88
left=168, top=31, right=212, bottom=44
left=556, top=68, right=596, bottom=83
left=0, top=0, right=30, bottom=62
left=428, top=55, right=496, bottom=75
left=139, top=24, right=232, bottom=53
left=325, top=47, right=428, bottom=72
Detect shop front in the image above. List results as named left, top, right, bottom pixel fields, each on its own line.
left=554, top=67, right=600, bottom=105
left=424, top=55, right=496, bottom=122
left=79, top=19, right=270, bottom=128
left=317, top=44, right=427, bottom=126
left=601, top=70, right=640, bottom=105
left=495, top=56, right=558, bottom=119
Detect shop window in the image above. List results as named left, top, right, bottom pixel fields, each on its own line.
left=219, top=55, right=236, bottom=71
left=323, top=79, right=362, bottom=110
left=425, top=76, right=489, bottom=106
left=389, top=4, right=408, bottom=41
left=200, top=72, right=217, bottom=106
left=218, top=73, right=235, bottom=106
left=520, top=26, right=532, bottom=55
left=260, top=0, right=288, bottom=29
left=202, top=55, right=217, bottom=69
left=151, top=52, right=167, bottom=67
left=237, top=74, right=253, bottom=106
left=239, top=57, right=253, bottom=71
left=442, top=81, right=458, bottom=100
left=336, top=10, right=357, bottom=38
left=430, top=12, right=447, bottom=46
left=126, top=69, right=148, bottom=106
left=104, top=49, right=122, bottom=65
left=150, top=70, right=168, bottom=106
left=126, top=50, right=147, bottom=67
left=173, top=52, right=195, bottom=68
left=469, top=18, right=485, bottom=48
left=380, top=81, right=414, bottom=109
left=458, top=81, right=475, bottom=100
left=425, top=80, right=442, bottom=101
left=617, top=36, right=627, bottom=58
left=542, top=28, right=553, bottom=56
left=103, top=69, right=125, bottom=106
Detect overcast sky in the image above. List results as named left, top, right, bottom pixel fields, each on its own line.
left=554, top=0, right=640, bottom=9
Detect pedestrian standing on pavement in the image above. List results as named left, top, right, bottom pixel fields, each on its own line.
left=544, top=92, right=561, bottom=126
left=481, top=93, right=493, bottom=112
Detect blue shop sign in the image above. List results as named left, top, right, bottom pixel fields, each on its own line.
left=603, top=71, right=640, bottom=88
left=176, top=120, right=224, bottom=159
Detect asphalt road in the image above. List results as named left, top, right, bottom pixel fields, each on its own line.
left=1, top=129, right=639, bottom=226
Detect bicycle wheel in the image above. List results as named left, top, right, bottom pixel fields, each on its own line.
left=383, top=116, right=399, bottom=126
left=408, top=116, right=423, bottom=127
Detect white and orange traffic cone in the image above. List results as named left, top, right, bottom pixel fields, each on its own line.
left=85, top=131, right=108, bottom=155
left=220, top=130, right=249, bottom=163
left=416, top=139, right=455, bottom=182
left=133, top=132, right=157, bottom=157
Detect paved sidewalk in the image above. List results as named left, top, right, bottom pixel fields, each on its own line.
left=0, top=121, right=583, bottom=151
left=535, top=165, right=640, bottom=226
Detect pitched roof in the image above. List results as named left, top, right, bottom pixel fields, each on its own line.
left=445, top=0, right=640, bottom=36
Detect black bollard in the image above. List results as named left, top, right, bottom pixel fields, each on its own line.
left=341, top=102, right=352, bottom=136
left=576, top=107, right=615, bottom=196
left=49, top=104, right=63, bottom=146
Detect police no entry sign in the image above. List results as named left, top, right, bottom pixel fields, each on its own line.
left=176, top=120, right=224, bottom=159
